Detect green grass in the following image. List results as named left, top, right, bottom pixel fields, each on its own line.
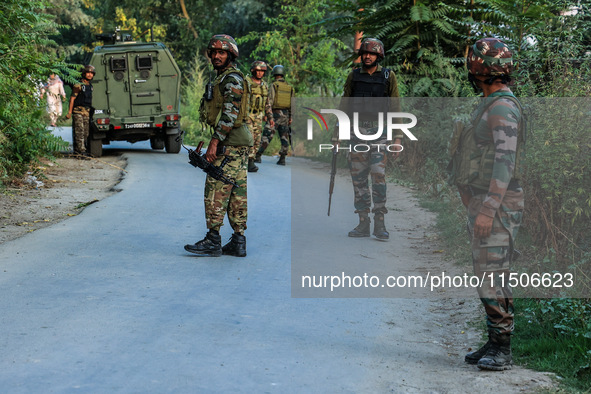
left=514, top=298, right=591, bottom=392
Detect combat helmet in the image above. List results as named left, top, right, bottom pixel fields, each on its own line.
left=207, top=34, right=239, bottom=59
left=82, top=64, right=96, bottom=75
left=358, top=38, right=385, bottom=61
left=467, top=38, right=514, bottom=76
left=251, top=60, right=268, bottom=73
left=272, top=65, right=285, bottom=76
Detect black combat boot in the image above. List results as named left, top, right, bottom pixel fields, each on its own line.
left=348, top=214, right=371, bottom=237
left=184, top=229, right=222, bottom=257
left=222, top=233, right=247, bottom=257
left=373, top=213, right=389, bottom=240
left=477, top=332, right=512, bottom=371
left=465, top=339, right=492, bottom=364
left=254, top=153, right=262, bottom=163
left=277, top=154, right=286, bottom=165
left=248, top=158, right=259, bottom=172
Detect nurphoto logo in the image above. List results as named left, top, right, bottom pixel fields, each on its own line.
left=303, top=107, right=418, bottom=152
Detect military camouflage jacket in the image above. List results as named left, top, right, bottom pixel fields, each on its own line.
left=212, top=66, right=246, bottom=142
left=473, top=88, right=522, bottom=218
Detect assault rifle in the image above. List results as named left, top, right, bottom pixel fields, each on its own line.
left=183, top=140, right=239, bottom=188
left=288, top=126, right=295, bottom=157
left=327, top=133, right=339, bottom=216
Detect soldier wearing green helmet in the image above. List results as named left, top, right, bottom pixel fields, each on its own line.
left=185, top=34, right=253, bottom=258
left=341, top=37, right=402, bottom=241
left=246, top=60, right=269, bottom=172
left=258, top=64, right=294, bottom=165
left=456, top=37, right=525, bottom=371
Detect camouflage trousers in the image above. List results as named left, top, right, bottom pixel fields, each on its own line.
left=258, top=109, right=291, bottom=156
left=204, top=146, right=248, bottom=234
left=347, top=140, right=388, bottom=214
left=247, top=112, right=264, bottom=159
left=467, top=188, right=524, bottom=335
left=72, top=107, right=91, bottom=154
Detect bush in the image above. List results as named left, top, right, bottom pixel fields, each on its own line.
left=180, top=55, right=210, bottom=147
left=0, top=0, right=71, bottom=186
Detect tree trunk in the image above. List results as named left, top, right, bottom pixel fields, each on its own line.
left=178, top=0, right=198, bottom=39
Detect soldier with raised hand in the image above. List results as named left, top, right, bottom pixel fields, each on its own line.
left=258, top=65, right=294, bottom=165
left=184, top=34, right=253, bottom=258
left=342, top=38, right=401, bottom=241
left=66, top=65, right=95, bottom=156
left=246, top=61, right=269, bottom=172
left=458, top=38, right=525, bottom=371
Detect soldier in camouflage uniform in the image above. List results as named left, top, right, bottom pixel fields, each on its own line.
left=343, top=38, right=402, bottom=241
left=66, top=65, right=95, bottom=156
left=246, top=61, right=269, bottom=172
left=184, top=34, right=253, bottom=257
left=258, top=65, right=294, bottom=165
left=458, top=38, right=525, bottom=371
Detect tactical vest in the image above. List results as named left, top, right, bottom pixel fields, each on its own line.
left=448, top=93, right=525, bottom=190
left=73, top=81, right=93, bottom=108
left=351, top=68, right=390, bottom=97
left=203, top=67, right=252, bottom=146
left=272, top=80, right=292, bottom=110
left=247, top=77, right=268, bottom=113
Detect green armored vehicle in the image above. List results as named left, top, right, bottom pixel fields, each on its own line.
left=87, top=29, right=182, bottom=157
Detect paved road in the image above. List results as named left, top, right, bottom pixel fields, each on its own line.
left=1, top=129, right=556, bottom=393
left=0, top=135, right=405, bottom=393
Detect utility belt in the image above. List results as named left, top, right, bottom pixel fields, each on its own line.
left=350, top=124, right=388, bottom=145
left=72, top=106, right=92, bottom=116
left=218, top=145, right=249, bottom=156
left=465, top=179, right=521, bottom=197
left=359, top=120, right=379, bottom=128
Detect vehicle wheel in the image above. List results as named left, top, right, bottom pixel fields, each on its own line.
left=88, top=138, right=103, bottom=157
left=165, top=131, right=181, bottom=154
left=150, top=137, right=165, bottom=150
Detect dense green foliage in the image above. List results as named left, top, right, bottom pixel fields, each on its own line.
left=239, top=0, right=348, bottom=96
left=0, top=0, right=70, bottom=184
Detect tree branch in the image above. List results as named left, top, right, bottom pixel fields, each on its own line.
left=178, top=0, right=198, bottom=39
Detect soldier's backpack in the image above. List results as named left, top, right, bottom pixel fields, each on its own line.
left=447, top=94, right=525, bottom=190
left=272, top=80, right=293, bottom=110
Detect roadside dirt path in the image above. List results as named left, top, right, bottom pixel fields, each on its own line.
left=0, top=153, right=126, bottom=244
left=292, top=159, right=558, bottom=392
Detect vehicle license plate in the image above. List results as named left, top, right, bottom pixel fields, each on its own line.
left=125, top=123, right=151, bottom=129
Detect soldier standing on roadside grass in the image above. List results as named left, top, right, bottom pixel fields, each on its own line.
left=342, top=38, right=402, bottom=241
left=66, top=65, right=95, bottom=156
left=257, top=65, right=294, bottom=166
left=246, top=61, right=269, bottom=172
left=184, top=34, right=253, bottom=258
left=452, top=38, right=525, bottom=371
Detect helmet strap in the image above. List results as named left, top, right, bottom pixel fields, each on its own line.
left=362, top=60, right=379, bottom=69
left=468, top=73, right=481, bottom=93
left=213, top=55, right=233, bottom=71
left=468, top=73, right=512, bottom=90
